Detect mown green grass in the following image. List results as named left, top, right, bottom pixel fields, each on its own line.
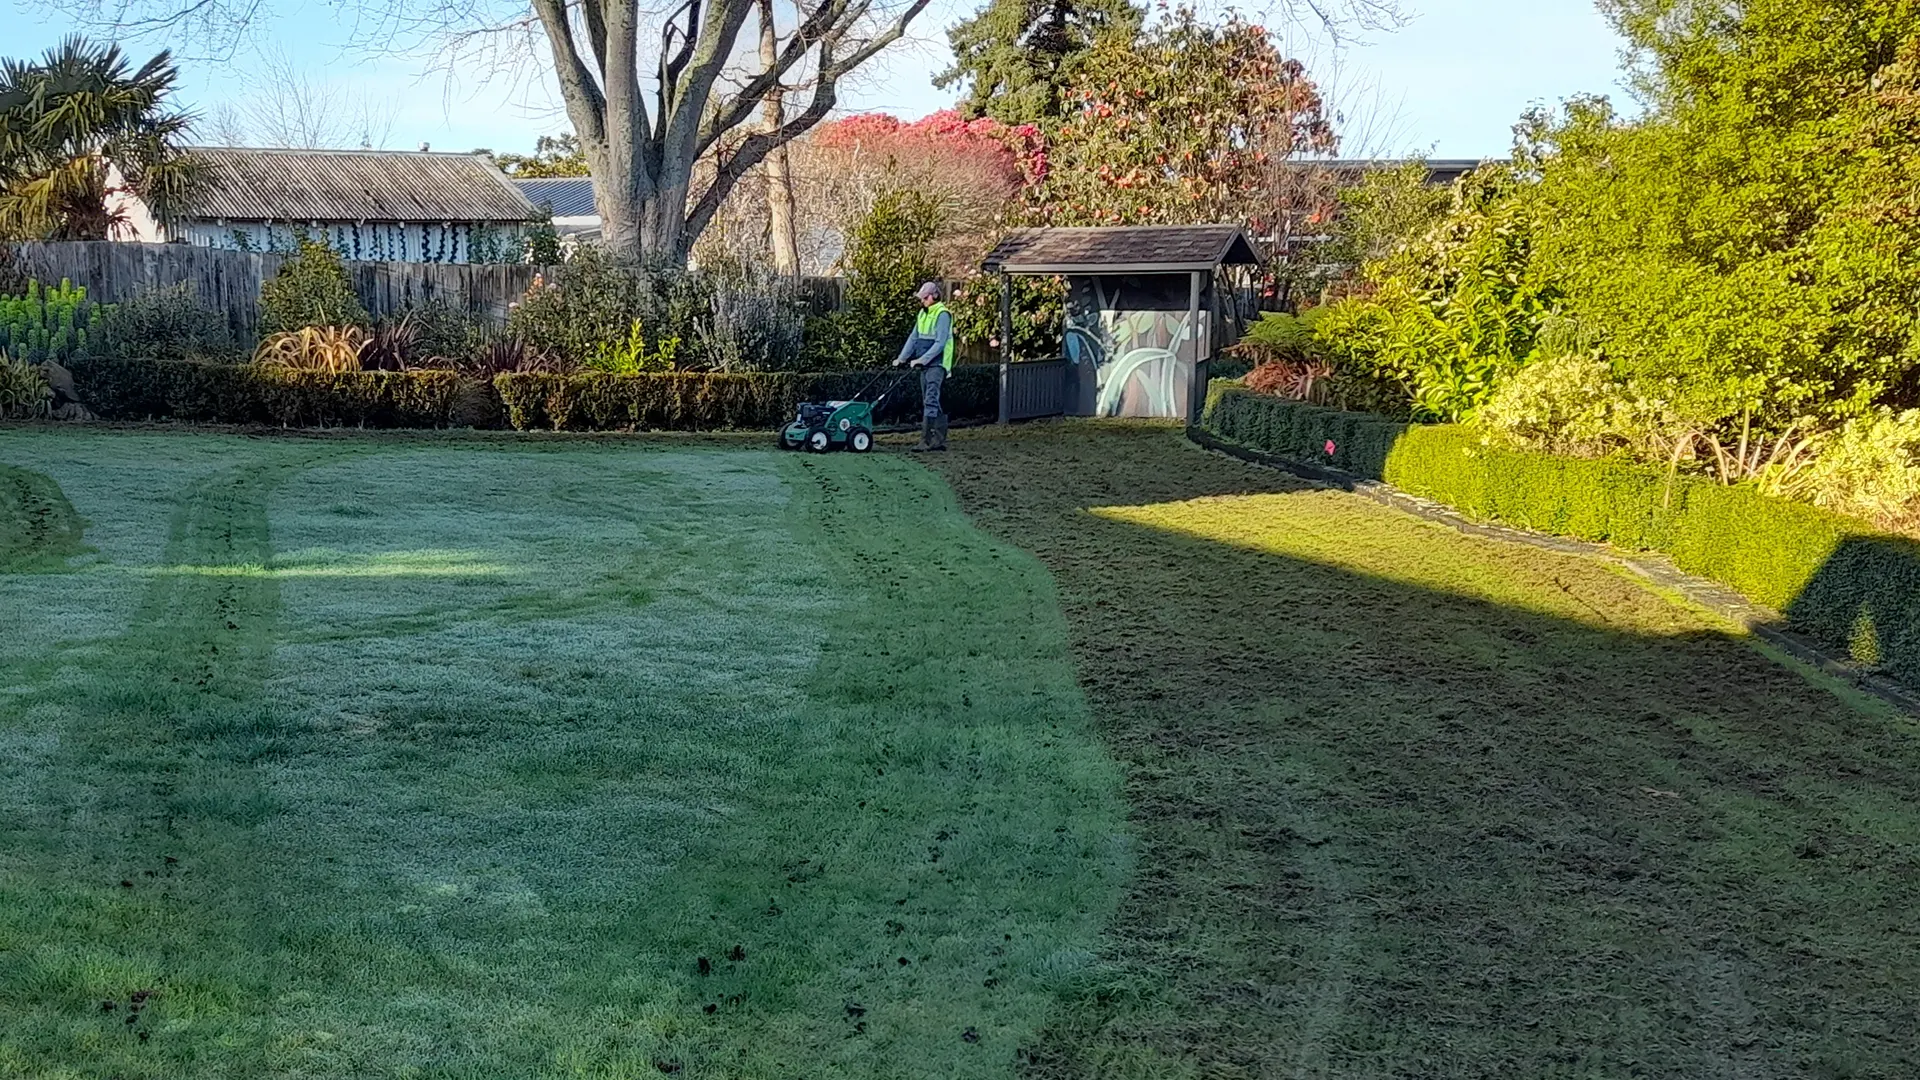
left=0, top=429, right=1127, bottom=1079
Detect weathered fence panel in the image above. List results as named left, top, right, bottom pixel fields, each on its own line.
left=1002, top=359, right=1070, bottom=422
left=9, top=242, right=981, bottom=347
left=8, top=242, right=552, bottom=340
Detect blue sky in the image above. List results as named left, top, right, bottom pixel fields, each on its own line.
left=0, top=0, right=1629, bottom=159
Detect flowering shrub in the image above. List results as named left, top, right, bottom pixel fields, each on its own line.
left=799, top=110, right=1045, bottom=277
left=949, top=273, right=1065, bottom=361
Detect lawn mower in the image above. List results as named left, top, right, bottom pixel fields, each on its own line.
left=777, top=368, right=910, bottom=453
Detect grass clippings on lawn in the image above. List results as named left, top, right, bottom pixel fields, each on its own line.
left=928, top=421, right=1920, bottom=1080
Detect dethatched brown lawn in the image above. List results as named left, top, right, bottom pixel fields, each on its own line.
left=928, top=422, right=1920, bottom=1080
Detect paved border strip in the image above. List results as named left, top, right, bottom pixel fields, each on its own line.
left=1188, top=425, right=1920, bottom=718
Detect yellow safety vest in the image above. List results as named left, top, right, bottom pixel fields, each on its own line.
left=917, top=302, right=955, bottom=371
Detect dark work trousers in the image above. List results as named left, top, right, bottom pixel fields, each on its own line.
left=920, top=363, right=947, bottom=419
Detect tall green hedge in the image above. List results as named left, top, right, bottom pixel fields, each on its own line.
left=1201, top=381, right=1920, bottom=683
left=492, top=365, right=998, bottom=432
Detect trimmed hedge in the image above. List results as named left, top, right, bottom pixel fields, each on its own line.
left=492, top=364, right=999, bottom=432
left=66, top=356, right=1000, bottom=433
left=1202, top=381, right=1920, bottom=682
left=72, top=356, right=468, bottom=428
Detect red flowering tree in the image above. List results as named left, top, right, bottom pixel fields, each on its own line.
left=1032, top=6, right=1336, bottom=235
left=782, top=109, right=1047, bottom=274
left=812, top=110, right=1046, bottom=188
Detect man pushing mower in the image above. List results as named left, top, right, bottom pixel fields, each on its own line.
left=893, top=281, right=953, bottom=452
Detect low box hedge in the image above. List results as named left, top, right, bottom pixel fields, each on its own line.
left=67, top=357, right=1000, bottom=433
left=1201, top=381, right=1920, bottom=683
left=492, top=364, right=999, bottom=432
left=72, top=356, right=469, bottom=428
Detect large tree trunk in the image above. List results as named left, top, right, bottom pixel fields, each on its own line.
left=758, top=0, right=800, bottom=277
left=532, top=0, right=929, bottom=268
left=594, top=148, right=645, bottom=259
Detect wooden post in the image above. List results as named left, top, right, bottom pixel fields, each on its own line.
left=998, top=272, right=1013, bottom=425
left=1186, top=270, right=1204, bottom=424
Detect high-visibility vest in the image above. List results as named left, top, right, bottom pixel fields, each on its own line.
left=917, top=302, right=955, bottom=371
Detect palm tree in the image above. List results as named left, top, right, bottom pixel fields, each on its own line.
left=0, top=36, right=197, bottom=241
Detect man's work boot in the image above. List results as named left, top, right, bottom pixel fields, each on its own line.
left=908, top=415, right=934, bottom=452
left=930, top=415, right=949, bottom=451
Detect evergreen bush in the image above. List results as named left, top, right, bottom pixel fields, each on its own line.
left=259, top=240, right=369, bottom=336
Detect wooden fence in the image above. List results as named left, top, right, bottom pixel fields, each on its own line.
left=8, top=242, right=558, bottom=341
left=10, top=241, right=987, bottom=362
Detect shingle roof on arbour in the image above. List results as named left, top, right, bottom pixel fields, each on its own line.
left=982, top=225, right=1262, bottom=274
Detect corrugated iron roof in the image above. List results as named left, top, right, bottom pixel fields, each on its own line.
left=983, top=225, right=1262, bottom=274
left=512, top=178, right=597, bottom=218
left=182, top=147, right=539, bottom=224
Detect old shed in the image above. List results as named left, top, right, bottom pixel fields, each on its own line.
left=110, top=148, right=540, bottom=263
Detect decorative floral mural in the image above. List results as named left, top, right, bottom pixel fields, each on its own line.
left=1063, top=274, right=1207, bottom=418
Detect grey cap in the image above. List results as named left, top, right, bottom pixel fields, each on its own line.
left=916, top=281, right=942, bottom=300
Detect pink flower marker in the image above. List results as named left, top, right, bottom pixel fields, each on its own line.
left=1324, top=439, right=1337, bottom=456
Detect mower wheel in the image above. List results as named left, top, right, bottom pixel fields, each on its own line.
left=848, top=428, right=873, bottom=453
left=806, top=429, right=832, bottom=453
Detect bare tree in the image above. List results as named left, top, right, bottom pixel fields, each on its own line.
left=60, top=0, right=930, bottom=266
left=1231, top=0, right=1410, bottom=44
left=234, top=48, right=400, bottom=149
left=756, top=0, right=801, bottom=276
left=201, top=103, right=252, bottom=147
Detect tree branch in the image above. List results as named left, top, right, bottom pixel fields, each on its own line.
left=602, top=0, right=650, bottom=166
left=696, top=0, right=858, bottom=158
left=684, top=53, right=838, bottom=242
left=531, top=0, right=608, bottom=140
left=580, top=0, right=610, bottom=79
left=685, top=0, right=927, bottom=242
left=669, top=0, right=756, bottom=147
left=663, top=0, right=702, bottom=90
left=819, top=0, right=928, bottom=78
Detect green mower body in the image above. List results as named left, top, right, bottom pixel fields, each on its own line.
left=779, top=399, right=877, bottom=453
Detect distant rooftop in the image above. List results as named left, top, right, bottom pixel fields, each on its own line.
left=182, top=147, right=537, bottom=223
left=512, top=177, right=597, bottom=218
left=1293, top=158, right=1499, bottom=184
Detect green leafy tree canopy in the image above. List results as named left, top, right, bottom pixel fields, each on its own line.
left=1032, top=7, right=1336, bottom=229
left=1316, top=0, right=1920, bottom=450
left=489, top=134, right=591, bottom=178
left=937, top=0, right=1145, bottom=124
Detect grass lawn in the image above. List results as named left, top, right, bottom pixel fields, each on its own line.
left=0, top=429, right=1127, bottom=1079
left=929, top=424, right=1920, bottom=1080
left=6, top=422, right=1919, bottom=1079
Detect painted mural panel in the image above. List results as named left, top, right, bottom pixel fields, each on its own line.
left=1063, top=274, right=1206, bottom=419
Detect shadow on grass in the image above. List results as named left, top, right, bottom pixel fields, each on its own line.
left=1789, top=534, right=1920, bottom=684
left=929, top=424, right=1920, bottom=1080
left=0, top=462, right=89, bottom=571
